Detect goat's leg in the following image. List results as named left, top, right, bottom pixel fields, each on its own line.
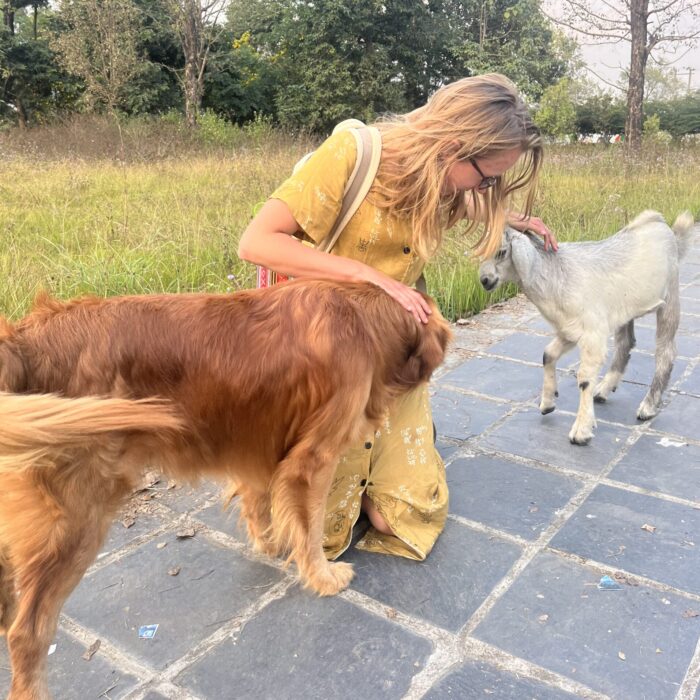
left=638, top=292, right=680, bottom=420
left=540, top=335, right=575, bottom=414
left=569, top=334, right=607, bottom=445
left=594, top=321, right=636, bottom=402
left=270, top=441, right=354, bottom=596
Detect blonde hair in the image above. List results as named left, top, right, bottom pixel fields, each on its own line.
left=371, top=73, right=543, bottom=260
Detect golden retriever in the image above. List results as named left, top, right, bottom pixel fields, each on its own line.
left=0, top=279, right=451, bottom=699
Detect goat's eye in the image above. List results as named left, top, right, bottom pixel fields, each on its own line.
left=495, top=249, right=507, bottom=261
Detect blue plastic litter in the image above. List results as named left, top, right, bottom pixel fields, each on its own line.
left=598, top=575, right=623, bottom=590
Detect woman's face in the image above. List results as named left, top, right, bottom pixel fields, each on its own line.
left=443, top=147, right=523, bottom=194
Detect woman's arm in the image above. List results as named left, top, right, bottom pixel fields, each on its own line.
left=238, top=199, right=433, bottom=323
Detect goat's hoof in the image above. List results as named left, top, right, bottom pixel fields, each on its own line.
left=569, top=434, right=592, bottom=446
left=304, top=561, right=354, bottom=597
left=555, top=390, right=559, bottom=398
left=637, top=409, right=657, bottom=421
left=593, top=394, right=607, bottom=404
left=569, top=423, right=593, bottom=445
left=541, top=405, right=555, bottom=415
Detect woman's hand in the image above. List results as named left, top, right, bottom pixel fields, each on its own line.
left=508, top=214, right=558, bottom=252
left=362, top=268, right=432, bottom=325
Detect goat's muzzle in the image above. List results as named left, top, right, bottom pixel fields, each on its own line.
left=480, top=275, right=498, bottom=292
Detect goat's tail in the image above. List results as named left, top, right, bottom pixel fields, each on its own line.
left=672, top=211, right=696, bottom=261
left=0, top=392, right=184, bottom=473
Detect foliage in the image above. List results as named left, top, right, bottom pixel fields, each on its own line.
left=534, top=78, right=576, bottom=137
left=51, top=0, right=146, bottom=113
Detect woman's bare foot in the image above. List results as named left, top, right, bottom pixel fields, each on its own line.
left=361, top=493, right=393, bottom=535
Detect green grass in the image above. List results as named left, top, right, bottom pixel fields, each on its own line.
left=1, top=118, right=699, bottom=321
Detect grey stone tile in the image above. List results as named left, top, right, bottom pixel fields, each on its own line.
left=680, top=297, right=700, bottom=315
left=609, top=434, right=700, bottom=502
left=550, top=484, right=700, bottom=594
left=484, top=332, right=550, bottom=363
left=141, top=693, right=170, bottom=700
left=344, top=520, right=521, bottom=632
left=520, top=315, right=553, bottom=333
left=680, top=264, right=700, bottom=284
left=64, top=536, right=283, bottom=670
left=153, top=481, right=220, bottom=514
left=436, top=438, right=462, bottom=462
left=0, top=630, right=139, bottom=699
left=680, top=313, right=700, bottom=334
left=176, top=587, right=432, bottom=700
left=649, top=393, right=700, bottom=441
left=678, top=366, right=700, bottom=396
left=438, top=357, right=542, bottom=402
left=553, top=373, right=650, bottom=426
left=474, top=552, right=700, bottom=700
left=482, top=410, right=630, bottom=475
left=422, top=659, right=581, bottom=699
left=632, top=326, right=698, bottom=359
left=682, top=283, right=700, bottom=300
left=431, top=388, right=510, bottom=441
left=447, top=455, right=582, bottom=540
left=101, top=510, right=167, bottom=555
left=615, top=354, right=689, bottom=387
left=194, top=500, right=248, bottom=542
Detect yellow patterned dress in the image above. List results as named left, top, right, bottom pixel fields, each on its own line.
left=271, top=130, right=448, bottom=561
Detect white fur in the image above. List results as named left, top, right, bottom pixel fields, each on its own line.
left=479, top=211, right=696, bottom=444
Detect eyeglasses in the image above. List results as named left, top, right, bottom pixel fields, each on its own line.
left=469, top=158, right=499, bottom=190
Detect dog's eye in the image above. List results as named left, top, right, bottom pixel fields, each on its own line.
left=495, top=249, right=507, bottom=261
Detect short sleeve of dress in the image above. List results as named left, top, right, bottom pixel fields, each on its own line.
left=270, top=130, right=357, bottom=246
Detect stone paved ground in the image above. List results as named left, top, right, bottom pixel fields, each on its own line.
left=1, top=237, right=699, bottom=700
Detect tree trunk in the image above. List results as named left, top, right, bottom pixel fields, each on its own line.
left=33, top=4, right=38, bottom=40
left=16, top=95, right=28, bottom=129
left=625, top=0, right=649, bottom=151
left=3, top=3, right=15, bottom=34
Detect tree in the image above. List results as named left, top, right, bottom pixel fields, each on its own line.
left=52, top=0, right=145, bottom=113
left=534, top=77, right=577, bottom=136
left=163, top=0, right=228, bottom=127
left=445, top=0, right=574, bottom=100
left=545, top=0, right=700, bottom=150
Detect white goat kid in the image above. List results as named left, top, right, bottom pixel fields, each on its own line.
left=479, top=210, right=695, bottom=445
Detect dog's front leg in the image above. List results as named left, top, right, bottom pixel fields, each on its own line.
left=540, top=335, right=575, bottom=414
left=569, top=333, right=607, bottom=445
left=270, top=445, right=353, bottom=596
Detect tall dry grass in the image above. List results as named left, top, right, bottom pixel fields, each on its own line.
left=1, top=115, right=698, bottom=320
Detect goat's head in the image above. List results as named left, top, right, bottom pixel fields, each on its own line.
left=478, top=227, right=524, bottom=291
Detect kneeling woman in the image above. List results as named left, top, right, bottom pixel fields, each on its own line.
left=238, top=73, right=555, bottom=561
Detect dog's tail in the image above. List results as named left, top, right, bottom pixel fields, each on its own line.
left=672, top=211, right=696, bottom=261
left=0, top=392, right=184, bottom=472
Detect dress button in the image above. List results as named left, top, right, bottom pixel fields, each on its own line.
left=364, top=441, right=372, bottom=449
left=403, top=245, right=411, bottom=254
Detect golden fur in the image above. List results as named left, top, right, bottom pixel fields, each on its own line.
left=0, top=279, right=451, bottom=699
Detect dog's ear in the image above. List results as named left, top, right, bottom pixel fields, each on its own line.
left=395, top=301, right=452, bottom=388
left=0, top=319, right=27, bottom=392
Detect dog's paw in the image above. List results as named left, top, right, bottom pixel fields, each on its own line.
left=305, top=561, right=354, bottom=597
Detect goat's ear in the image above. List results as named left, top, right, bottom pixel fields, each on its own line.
left=509, top=234, right=532, bottom=279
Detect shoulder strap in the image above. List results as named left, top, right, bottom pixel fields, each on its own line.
left=317, top=126, right=382, bottom=254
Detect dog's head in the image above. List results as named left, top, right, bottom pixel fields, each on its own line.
left=382, top=292, right=452, bottom=390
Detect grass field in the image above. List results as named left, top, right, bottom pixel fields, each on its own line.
left=1, top=115, right=699, bottom=320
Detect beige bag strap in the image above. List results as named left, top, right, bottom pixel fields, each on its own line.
left=317, top=125, right=382, bottom=254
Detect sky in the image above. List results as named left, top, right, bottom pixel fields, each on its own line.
left=544, top=1, right=700, bottom=93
